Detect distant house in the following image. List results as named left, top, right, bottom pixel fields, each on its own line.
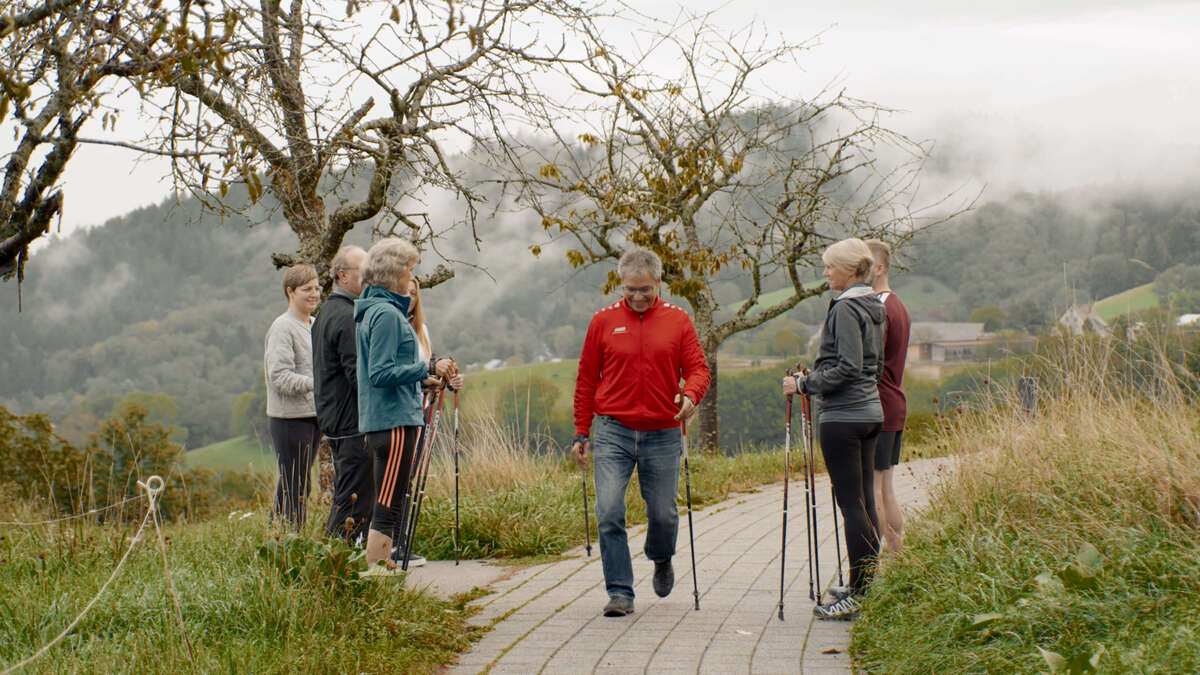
left=907, top=322, right=987, bottom=362
left=1058, top=303, right=1110, bottom=336
left=1177, top=313, right=1200, bottom=328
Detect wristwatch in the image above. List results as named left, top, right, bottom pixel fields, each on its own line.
left=574, top=433, right=589, bottom=447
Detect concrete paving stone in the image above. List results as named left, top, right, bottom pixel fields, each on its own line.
left=749, top=656, right=801, bottom=671
left=542, top=659, right=605, bottom=674
left=493, top=647, right=560, bottom=665
left=697, top=660, right=751, bottom=675
left=590, top=658, right=648, bottom=667
left=488, top=664, right=550, bottom=675
left=638, top=667, right=699, bottom=675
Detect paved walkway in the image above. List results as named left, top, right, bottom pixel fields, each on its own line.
left=449, top=457, right=953, bottom=674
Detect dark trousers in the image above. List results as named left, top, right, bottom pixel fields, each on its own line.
left=819, top=420, right=882, bottom=594
left=324, top=434, right=376, bottom=544
left=269, top=416, right=320, bottom=530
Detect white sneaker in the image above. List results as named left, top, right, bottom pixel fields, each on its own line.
left=359, top=561, right=403, bottom=578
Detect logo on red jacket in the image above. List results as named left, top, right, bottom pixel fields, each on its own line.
left=612, top=326, right=627, bottom=334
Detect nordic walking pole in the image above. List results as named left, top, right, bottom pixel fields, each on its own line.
left=453, top=388, right=460, bottom=566
left=403, top=386, right=445, bottom=572
left=779, top=371, right=794, bottom=620
left=581, top=462, right=592, bottom=557
left=800, top=391, right=815, bottom=602
left=803, top=391, right=822, bottom=603
left=391, top=390, right=431, bottom=568
left=831, top=485, right=845, bottom=587
left=682, top=420, right=700, bottom=611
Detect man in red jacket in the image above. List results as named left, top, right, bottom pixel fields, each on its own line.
left=572, top=248, right=712, bottom=618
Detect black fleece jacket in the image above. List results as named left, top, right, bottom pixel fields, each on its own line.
left=311, top=287, right=359, bottom=437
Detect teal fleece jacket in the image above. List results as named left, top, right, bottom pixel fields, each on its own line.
left=354, top=285, right=428, bottom=433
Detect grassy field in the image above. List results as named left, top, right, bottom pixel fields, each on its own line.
left=852, top=341, right=1200, bottom=672
left=890, top=274, right=960, bottom=314
left=724, top=280, right=826, bottom=316
left=0, top=500, right=480, bottom=673
left=1094, top=282, right=1158, bottom=321
left=186, top=434, right=274, bottom=473
left=0, top=415, right=824, bottom=672
left=3, top=373, right=965, bottom=673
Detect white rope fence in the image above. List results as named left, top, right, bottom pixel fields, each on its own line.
left=1, top=476, right=196, bottom=674
left=0, top=494, right=145, bottom=527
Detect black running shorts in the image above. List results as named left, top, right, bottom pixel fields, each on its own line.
left=874, top=430, right=903, bottom=471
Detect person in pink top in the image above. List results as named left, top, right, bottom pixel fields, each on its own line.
left=866, top=239, right=910, bottom=554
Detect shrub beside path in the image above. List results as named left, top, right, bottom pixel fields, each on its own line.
left=447, top=456, right=954, bottom=674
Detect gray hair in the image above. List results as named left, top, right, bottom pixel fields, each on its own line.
left=618, top=247, right=662, bottom=280
left=362, top=238, right=419, bottom=291
left=822, top=238, right=875, bottom=283
left=331, top=245, right=365, bottom=276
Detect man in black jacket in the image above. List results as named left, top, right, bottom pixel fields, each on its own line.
left=312, top=245, right=373, bottom=544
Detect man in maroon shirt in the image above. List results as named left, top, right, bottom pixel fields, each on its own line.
left=866, top=240, right=910, bottom=554
left=572, top=248, right=711, bottom=617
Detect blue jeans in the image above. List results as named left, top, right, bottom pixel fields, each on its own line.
left=592, top=415, right=682, bottom=600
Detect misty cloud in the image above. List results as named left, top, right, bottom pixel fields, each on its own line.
left=38, top=262, right=134, bottom=323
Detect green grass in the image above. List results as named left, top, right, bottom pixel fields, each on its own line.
left=851, top=348, right=1200, bottom=672
left=1, top=399, right=958, bottom=672
left=0, top=436, right=828, bottom=672
left=411, top=438, right=809, bottom=562
left=0, top=507, right=480, bottom=673
left=890, top=274, right=960, bottom=313
left=464, top=360, right=578, bottom=416
left=724, top=280, right=825, bottom=316
left=1094, top=282, right=1158, bottom=321
left=186, top=435, right=274, bottom=473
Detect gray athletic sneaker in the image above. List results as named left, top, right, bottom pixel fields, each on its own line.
left=603, top=595, right=635, bottom=617
left=812, top=594, right=861, bottom=621
left=390, top=547, right=427, bottom=568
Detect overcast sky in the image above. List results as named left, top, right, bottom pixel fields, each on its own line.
left=42, top=0, right=1200, bottom=238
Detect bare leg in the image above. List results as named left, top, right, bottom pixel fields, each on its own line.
left=874, top=468, right=904, bottom=554
left=365, top=528, right=394, bottom=567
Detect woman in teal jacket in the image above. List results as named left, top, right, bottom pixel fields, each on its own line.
left=355, top=238, right=455, bottom=571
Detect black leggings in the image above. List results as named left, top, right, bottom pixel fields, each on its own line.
left=269, top=417, right=320, bottom=530
left=365, top=426, right=421, bottom=541
left=819, top=420, right=882, bottom=594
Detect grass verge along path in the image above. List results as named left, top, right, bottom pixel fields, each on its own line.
left=853, top=390, right=1200, bottom=672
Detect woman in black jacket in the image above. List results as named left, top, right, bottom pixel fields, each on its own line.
left=782, top=237, right=886, bottom=620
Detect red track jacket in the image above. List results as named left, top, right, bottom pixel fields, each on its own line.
left=574, top=297, right=712, bottom=434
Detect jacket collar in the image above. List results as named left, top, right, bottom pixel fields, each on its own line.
left=361, top=284, right=412, bottom=313
left=331, top=285, right=357, bottom=301
left=622, top=295, right=663, bottom=318
left=834, top=283, right=878, bottom=301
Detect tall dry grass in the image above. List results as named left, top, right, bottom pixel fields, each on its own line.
left=943, top=334, right=1200, bottom=534
left=854, top=332, right=1200, bottom=672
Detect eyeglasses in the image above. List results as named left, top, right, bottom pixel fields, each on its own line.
left=622, top=285, right=656, bottom=296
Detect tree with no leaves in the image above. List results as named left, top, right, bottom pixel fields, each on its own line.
left=101, top=0, right=600, bottom=289
left=503, top=15, right=969, bottom=449
left=0, top=0, right=170, bottom=297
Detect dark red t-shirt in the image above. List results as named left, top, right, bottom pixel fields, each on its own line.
left=878, top=291, right=910, bottom=431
